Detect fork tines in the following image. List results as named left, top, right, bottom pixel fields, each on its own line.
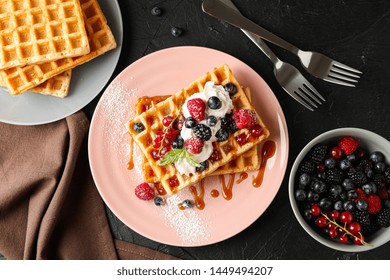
left=327, top=61, right=362, bottom=87
left=292, top=82, right=325, bottom=111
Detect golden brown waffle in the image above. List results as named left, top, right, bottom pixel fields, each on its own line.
left=0, top=69, right=71, bottom=97
left=135, top=88, right=260, bottom=182
left=0, top=0, right=90, bottom=70
left=0, top=0, right=117, bottom=95
left=128, top=64, right=269, bottom=195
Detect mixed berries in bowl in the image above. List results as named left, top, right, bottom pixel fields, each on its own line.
left=289, top=128, right=390, bottom=252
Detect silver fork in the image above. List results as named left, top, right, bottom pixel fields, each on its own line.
left=220, top=0, right=324, bottom=111
left=202, top=0, right=362, bottom=87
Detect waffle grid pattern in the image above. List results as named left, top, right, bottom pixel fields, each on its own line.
left=135, top=88, right=260, bottom=183
left=0, top=0, right=90, bottom=70
left=128, top=65, right=269, bottom=195
left=0, top=0, right=116, bottom=95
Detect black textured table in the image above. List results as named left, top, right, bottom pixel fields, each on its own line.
left=85, top=0, right=390, bottom=260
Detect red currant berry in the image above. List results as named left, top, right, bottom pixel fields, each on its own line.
left=339, top=235, right=348, bottom=244
left=328, top=228, right=338, bottom=238
left=327, top=223, right=336, bottom=231
left=151, top=150, right=161, bottom=160
left=250, top=124, right=263, bottom=137
left=355, top=147, right=366, bottom=159
left=162, top=115, right=174, bottom=127
left=330, top=146, right=344, bottom=159
left=340, top=211, right=353, bottom=224
left=159, top=146, right=169, bottom=157
left=152, top=138, right=162, bottom=149
left=315, top=216, right=327, bottom=228
left=310, top=204, right=321, bottom=216
left=235, top=134, right=248, bottom=146
left=316, top=163, right=325, bottom=173
left=353, top=235, right=365, bottom=245
left=347, top=222, right=362, bottom=235
left=329, top=210, right=340, bottom=221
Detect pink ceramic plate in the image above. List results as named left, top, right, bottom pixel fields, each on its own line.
left=89, top=46, right=289, bottom=246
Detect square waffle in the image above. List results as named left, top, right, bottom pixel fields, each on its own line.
left=128, top=64, right=270, bottom=195
left=0, top=0, right=117, bottom=95
left=0, top=0, right=90, bottom=70
left=135, top=88, right=260, bottom=183
left=0, top=69, right=71, bottom=97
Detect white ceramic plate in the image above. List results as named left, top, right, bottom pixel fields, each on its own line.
left=0, top=0, right=123, bottom=125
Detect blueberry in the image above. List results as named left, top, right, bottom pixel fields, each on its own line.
left=339, top=159, right=351, bottom=171
left=370, top=151, right=384, bottom=163
left=347, top=189, right=358, bottom=199
left=384, top=199, right=390, bottom=208
left=343, top=201, right=355, bottom=211
left=172, top=136, right=184, bottom=149
left=317, top=172, right=326, bottom=180
left=307, top=190, right=320, bottom=202
left=334, top=201, right=344, bottom=211
left=196, top=161, right=208, bottom=172
left=303, top=209, right=313, bottom=221
left=193, top=124, right=212, bottom=141
left=330, top=184, right=343, bottom=197
left=319, top=197, right=332, bottom=211
left=366, top=169, right=374, bottom=178
left=342, top=178, right=354, bottom=191
left=185, top=117, right=197, bottom=128
left=153, top=196, right=164, bottom=206
left=171, top=27, right=183, bottom=37
left=224, top=82, right=237, bottom=97
left=216, top=128, right=229, bottom=142
left=324, top=157, right=337, bottom=169
left=206, top=115, right=217, bottom=126
left=374, top=162, right=386, bottom=173
left=182, top=199, right=193, bottom=208
left=356, top=199, right=368, bottom=211
left=362, top=182, right=377, bottom=195
left=133, top=122, right=144, bottom=132
left=207, top=96, right=222, bottom=110
left=295, top=189, right=307, bottom=201
left=313, top=180, right=326, bottom=194
left=151, top=6, right=162, bottom=16
left=299, top=173, right=311, bottom=187
left=347, top=154, right=356, bottom=162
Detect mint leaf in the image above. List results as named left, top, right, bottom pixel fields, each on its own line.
left=159, top=149, right=185, bottom=166
left=184, top=151, right=202, bottom=168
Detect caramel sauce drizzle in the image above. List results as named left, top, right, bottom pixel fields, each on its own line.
left=219, top=173, right=236, bottom=200
left=210, top=189, right=219, bottom=198
left=252, top=140, right=276, bottom=188
left=236, top=172, right=248, bottom=184
left=189, top=179, right=205, bottom=210
left=127, top=137, right=134, bottom=170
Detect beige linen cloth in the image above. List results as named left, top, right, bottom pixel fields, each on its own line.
left=0, top=111, right=177, bottom=260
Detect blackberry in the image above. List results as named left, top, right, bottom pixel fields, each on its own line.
left=308, top=144, right=328, bottom=164
left=193, top=124, right=212, bottom=141
left=172, top=136, right=184, bottom=149
left=325, top=169, right=343, bottom=184
left=347, top=167, right=367, bottom=185
left=228, top=121, right=239, bottom=133
left=357, top=159, right=373, bottom=174
left=299, top=161, right=315, bottom=175
left=376, top=208, right=390, bottom=227
left=361, top=220, right=380, bottom=236
left=384, top=166, right=390, bottom=183
left=373, top=173, right=386, bottom=188
left=133, top=122, right=144, bottom=133
left=352, top=210, right=371, bottom=226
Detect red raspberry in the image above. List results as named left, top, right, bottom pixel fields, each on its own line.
left=185, top=137, right=204, bottom=154
left=187, top=98, right=206, bottom=121
left=355, top=187, right=367, bottom=201
left=338, top=136, right=359, bottom=155
left=135, top=182, right=155, bottom=200
left=366, top=194, right=382, bottom=214
left=233, top=109, right=257, bottom=129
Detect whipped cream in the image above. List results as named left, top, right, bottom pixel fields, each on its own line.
left=175, top=82, right=233, bottom=175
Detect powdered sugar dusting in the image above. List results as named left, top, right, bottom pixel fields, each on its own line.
left=161, top=194, right=211, bottom=244
left=99, top=79, right=137, bottom=165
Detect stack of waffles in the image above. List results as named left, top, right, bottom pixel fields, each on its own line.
left=0, top=0, right=116, bottom=97
left=128, top=64, right=270, bottom=195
